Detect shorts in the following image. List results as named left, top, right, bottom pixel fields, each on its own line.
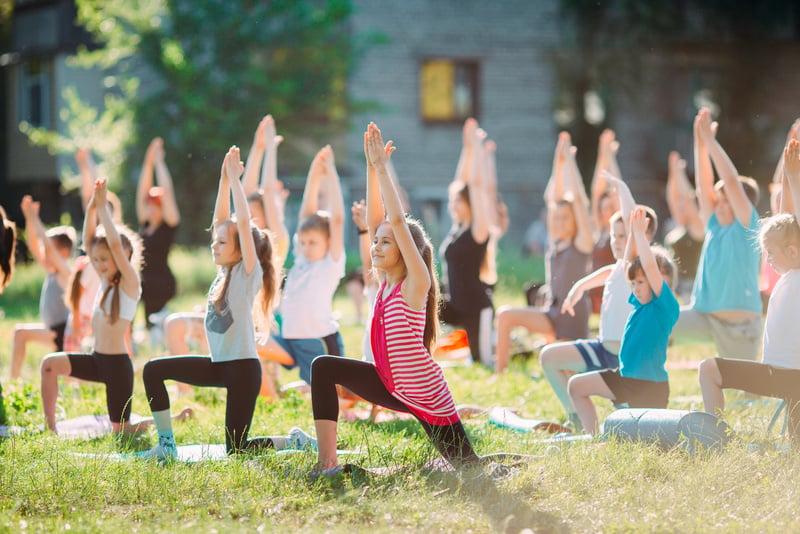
left=275, top=331, right=344, bottom=384
left=546, top=298, right=590, bottom=340
left=672, top=307, right=762, bottom=360
left=49, top=322, right=66, bottom=352
left=574, top=339, right=620, bottom=371
left=600, top=369, right=669, bottom=409
left=716, top=358, right=800, bottom=401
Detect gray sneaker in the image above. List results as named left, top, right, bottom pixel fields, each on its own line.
left=287, top=427, right=317, bottom=451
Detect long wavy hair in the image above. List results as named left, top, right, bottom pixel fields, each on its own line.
left=377, top=217, right=440, bottom=353
left=0, top=206, right=16, bottom=293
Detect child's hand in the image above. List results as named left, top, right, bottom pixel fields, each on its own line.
left=694, top=108, right=718, bottom=145
left=261, top=115, right=283, bottom=149
left=223, top=146, right=244, bottom=181
left=75, top=148, right=89, bottom=167
left=146, top=138, right=164, bottom=164
left=351, top=199, right=367, bottom=230
left=599, top=129, right=618, bottom=159
left=561, top=285, right=584, bottom=317
left=556, top=131, right=572, bottom=164
left=784, top=139, right=800, bottom=184
left=630, top=206, right=648, bottom=235
left=20, top=195, right=39, bottom=220
left=462, top=118, right=478, bottom=148
left=365, top=123, right=395, bottom=167
left=94, top=179, right=108, bottom=208
left=320, top=145, right=337, bottom=176
left=668, top=151, right=686, bottom=175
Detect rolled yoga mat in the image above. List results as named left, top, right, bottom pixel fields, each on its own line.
left=603, top=408, right=734, bottom=453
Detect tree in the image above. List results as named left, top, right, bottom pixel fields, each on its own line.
left=23, top=0, right=358, bottom=243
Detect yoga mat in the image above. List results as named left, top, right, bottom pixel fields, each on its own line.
left=488, top=407, right=572, bottom=434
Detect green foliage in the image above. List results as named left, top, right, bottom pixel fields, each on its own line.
left=21, top=0, right=365, bottom=244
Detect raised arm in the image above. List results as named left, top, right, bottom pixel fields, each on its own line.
left=95, top=180, right=140, bottom=295
left=366, top=123, right=429, bottom=305
left=693, top=110, right=717, bottom=226
left=464, top=123, right=490, bottom=244
left=20, top=196, right=47, bottom=268
left=484, top=139, right=508, bottom=238
left=365, top=132, right=385, bottom=236
left=782, top=139, right=800, bottom=217
left=591, top=129, right=621, bottom=229
left=298, top=147, right=327, bottom=221
left=697, top=108, right=752, bottom=226
left=136, top=139, right=158, bottom=225
left=544, top=132, right=571, bottom=205
left=603, top=171, right=635, bottom=235
left=666, top=151, right=704, bottom=240
left=452, top=118, right=476, bottom=186
left=771, top=118, right=800, bottom=187
left=212, top=149, right=232, bottom=228
left=631, top=207, right=663, bottom=298
left=225, top=147, right=256, bottom=274
left=320, top=146, right=345, bottom=261
left=564, top=144, right=594, bottom=254
left=76, top=148, right=98, bottom=213
left=153, top=139, right=180, bottom=226
left=352, top=199, right=376, bottom=287
left=242, top=116, right=269, bottom=195
left=258, top=119, right=289, bottom=258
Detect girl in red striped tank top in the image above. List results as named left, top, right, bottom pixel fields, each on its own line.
left=310, top=124, right=485, bottom=476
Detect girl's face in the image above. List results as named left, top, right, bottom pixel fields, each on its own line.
left=763, top=233, right=799, bottom=275
left=371, top=223, right=402, bottom=272
left=143, top=200, right=163, bottom=226
left=211, top=223, right=242, bottom=267
left=610, top=219, right=627, bottom=260
left=91, top=243, right=118, bottom=281
left=297, top=229, right=329, bottom=263
left=629, top=270, right=653, bottom=305
left=551, top=203, right=577, bottom=242
left=448, top=190, right=470, bottom=223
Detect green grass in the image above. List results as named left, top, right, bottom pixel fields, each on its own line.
left=0, top=247, right=797, bottom=532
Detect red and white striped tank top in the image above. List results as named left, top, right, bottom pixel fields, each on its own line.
left=371, top=281, right=460, bottom=425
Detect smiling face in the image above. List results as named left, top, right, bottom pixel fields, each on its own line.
left=371, top=223, right=403, bottom=274
left=210, top=222, right=241, bottom=267
left=90, top=242, right=118, bottom=282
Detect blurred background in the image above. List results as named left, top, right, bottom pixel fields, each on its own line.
left=1, top=0, right=799, bottom=249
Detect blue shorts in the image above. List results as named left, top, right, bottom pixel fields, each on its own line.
left=274, top=331, right=344, bottom=384
left=574, top=339, right=619, bottom=372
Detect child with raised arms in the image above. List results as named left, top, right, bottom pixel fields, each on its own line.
left=540, top=172, right=657, bottom=431
left=272, top=144, right=346, bottom=385
left=310, top=124, right=511, bottom=477
left=568, top=207, right=679, bottom=434
left=698, top=139, right=800, bottom=443
left=140, top=146, right=278, bottom=458
left=40, top=179, right=144, bottom=434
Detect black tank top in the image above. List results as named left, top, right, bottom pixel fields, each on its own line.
left=440, top=226, right=492, bottom=311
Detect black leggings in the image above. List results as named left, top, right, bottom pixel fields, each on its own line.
left=68, top=352, right=133, bottom=424
left=143, top=355, right=268, bottom=453
left=311, top=356, right=480, bottom=467
left=440, top=301, right=493, bottom=366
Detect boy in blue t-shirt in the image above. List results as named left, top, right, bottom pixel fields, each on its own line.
left=568, top=207, right=680, bottom=434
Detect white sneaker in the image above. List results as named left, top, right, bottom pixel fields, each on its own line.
left=287, top=427, right=317, bottom=451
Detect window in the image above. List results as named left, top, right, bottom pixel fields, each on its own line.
left=420, top=59, right=479, bottom=123
left=17, top=58, right=52, bottom=128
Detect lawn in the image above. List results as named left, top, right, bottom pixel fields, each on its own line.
left=0, top=247, right=798, bottom=533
